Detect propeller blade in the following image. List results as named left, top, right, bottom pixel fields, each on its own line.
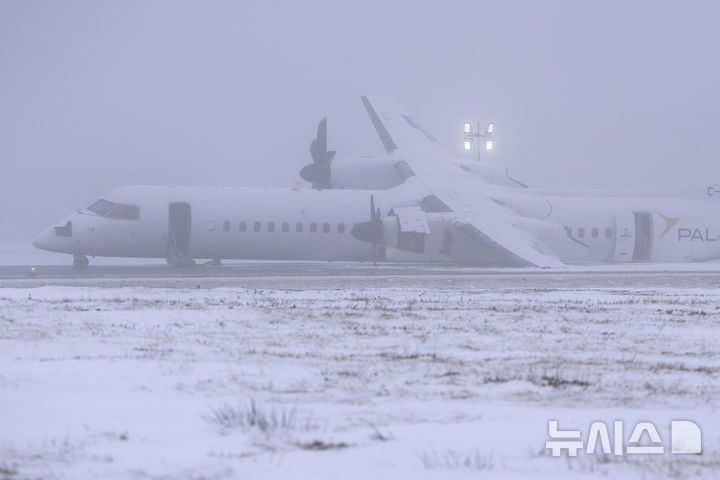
left=351, top=195, right=384, bottom=265
left=302, top=117, right=336, bottom=189
left=310, top=138, right=321, bottom=164
left=316, top=117, right=327, bottom=153
left=310, top=117, right=336, bottom=165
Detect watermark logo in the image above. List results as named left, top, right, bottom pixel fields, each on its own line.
left=546, top=420, right=702, bottom=457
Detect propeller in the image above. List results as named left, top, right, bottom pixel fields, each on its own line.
left=300, top=117, right=336, bottom=189
left=350, top=195, right=384, bottom=264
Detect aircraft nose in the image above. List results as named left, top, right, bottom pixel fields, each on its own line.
left=32, top=227, right=55, bottom=251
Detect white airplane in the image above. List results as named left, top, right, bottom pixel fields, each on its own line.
left=33, top=95, right=720, bottom=269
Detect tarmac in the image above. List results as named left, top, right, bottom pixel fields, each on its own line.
left=1, top=261, right=719, bottom=289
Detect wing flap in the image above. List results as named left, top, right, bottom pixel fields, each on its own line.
left=455, top=219, right=565, bottom=268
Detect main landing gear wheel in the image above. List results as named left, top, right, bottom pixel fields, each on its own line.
left=72, top=255, right=89, bottom=270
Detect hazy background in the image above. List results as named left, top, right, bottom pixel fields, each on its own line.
left=1, top=0, right=718, bottom=241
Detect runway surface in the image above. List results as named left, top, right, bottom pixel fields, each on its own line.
left=1, top=261, right=720, bottom=289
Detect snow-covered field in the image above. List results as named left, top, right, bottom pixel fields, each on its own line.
left=1, top=282, right=719, bottom=479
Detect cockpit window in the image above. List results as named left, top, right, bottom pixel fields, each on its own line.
left=107, top=204, right=140, bottom=220
left=88, top=199, right=116, bottom=216
left=87, top=199, right=140, bottom=220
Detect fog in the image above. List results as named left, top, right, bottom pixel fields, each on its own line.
left=1, top=0, right=719, bottom=241
left=3, top=4, right=720, bottom=476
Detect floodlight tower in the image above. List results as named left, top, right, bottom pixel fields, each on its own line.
left=463, top=121, right=494, bottom=161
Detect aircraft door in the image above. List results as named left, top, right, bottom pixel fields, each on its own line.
left=167, top=203, right=195, bottom=266
left=632, top=212, right=653, bottom=261
left=613, top=212, right=635, bottom=262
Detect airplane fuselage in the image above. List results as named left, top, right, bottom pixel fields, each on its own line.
left=34, top=186, right=390, bottom=262
left=33, top=184, right=720, bottom=266
left=540, top=193, right=720, bottom=263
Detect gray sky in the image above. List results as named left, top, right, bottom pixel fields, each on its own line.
left=1, top=0, right=719, bottom=240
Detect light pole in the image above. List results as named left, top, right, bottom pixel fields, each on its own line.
left=463, top=122, right=494, bottom=161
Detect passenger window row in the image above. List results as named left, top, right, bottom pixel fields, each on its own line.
left=569, top=226, right=614, bottom=239
left=208, top=220, right=346, bottom=234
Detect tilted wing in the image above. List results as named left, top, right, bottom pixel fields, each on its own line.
left=361, top=94, right=565, bottom=268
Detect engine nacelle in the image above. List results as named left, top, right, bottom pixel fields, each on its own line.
left=300, top=116, right=529, bottom=190
left=486, top=188, right=553, bottom=219
left=452, top=159, right=527, bottom=189
left=321, top=155, right=529, bottom=190
left=379, top=209, right=498, bottom=264
left=328, top=154, right=405, bottom=190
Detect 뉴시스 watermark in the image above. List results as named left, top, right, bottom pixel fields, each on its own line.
left=546, top=420, right=702, bottom=457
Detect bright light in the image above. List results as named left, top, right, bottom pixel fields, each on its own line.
left=463, top=122, right=472, bottom=134
left=485, top=139, right=493, bottom=151
left=463, top=140, right=472, bottom=151
left=487, top=123, right=494, bottom=134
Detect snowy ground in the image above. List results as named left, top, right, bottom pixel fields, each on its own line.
left=1, top=280, right=720, bottom=479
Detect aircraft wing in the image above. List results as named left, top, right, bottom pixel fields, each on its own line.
left=361, top=94, right=565, bottom=268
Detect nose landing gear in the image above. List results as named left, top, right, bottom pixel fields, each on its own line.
left=72, top=255, right=89, bottom=270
